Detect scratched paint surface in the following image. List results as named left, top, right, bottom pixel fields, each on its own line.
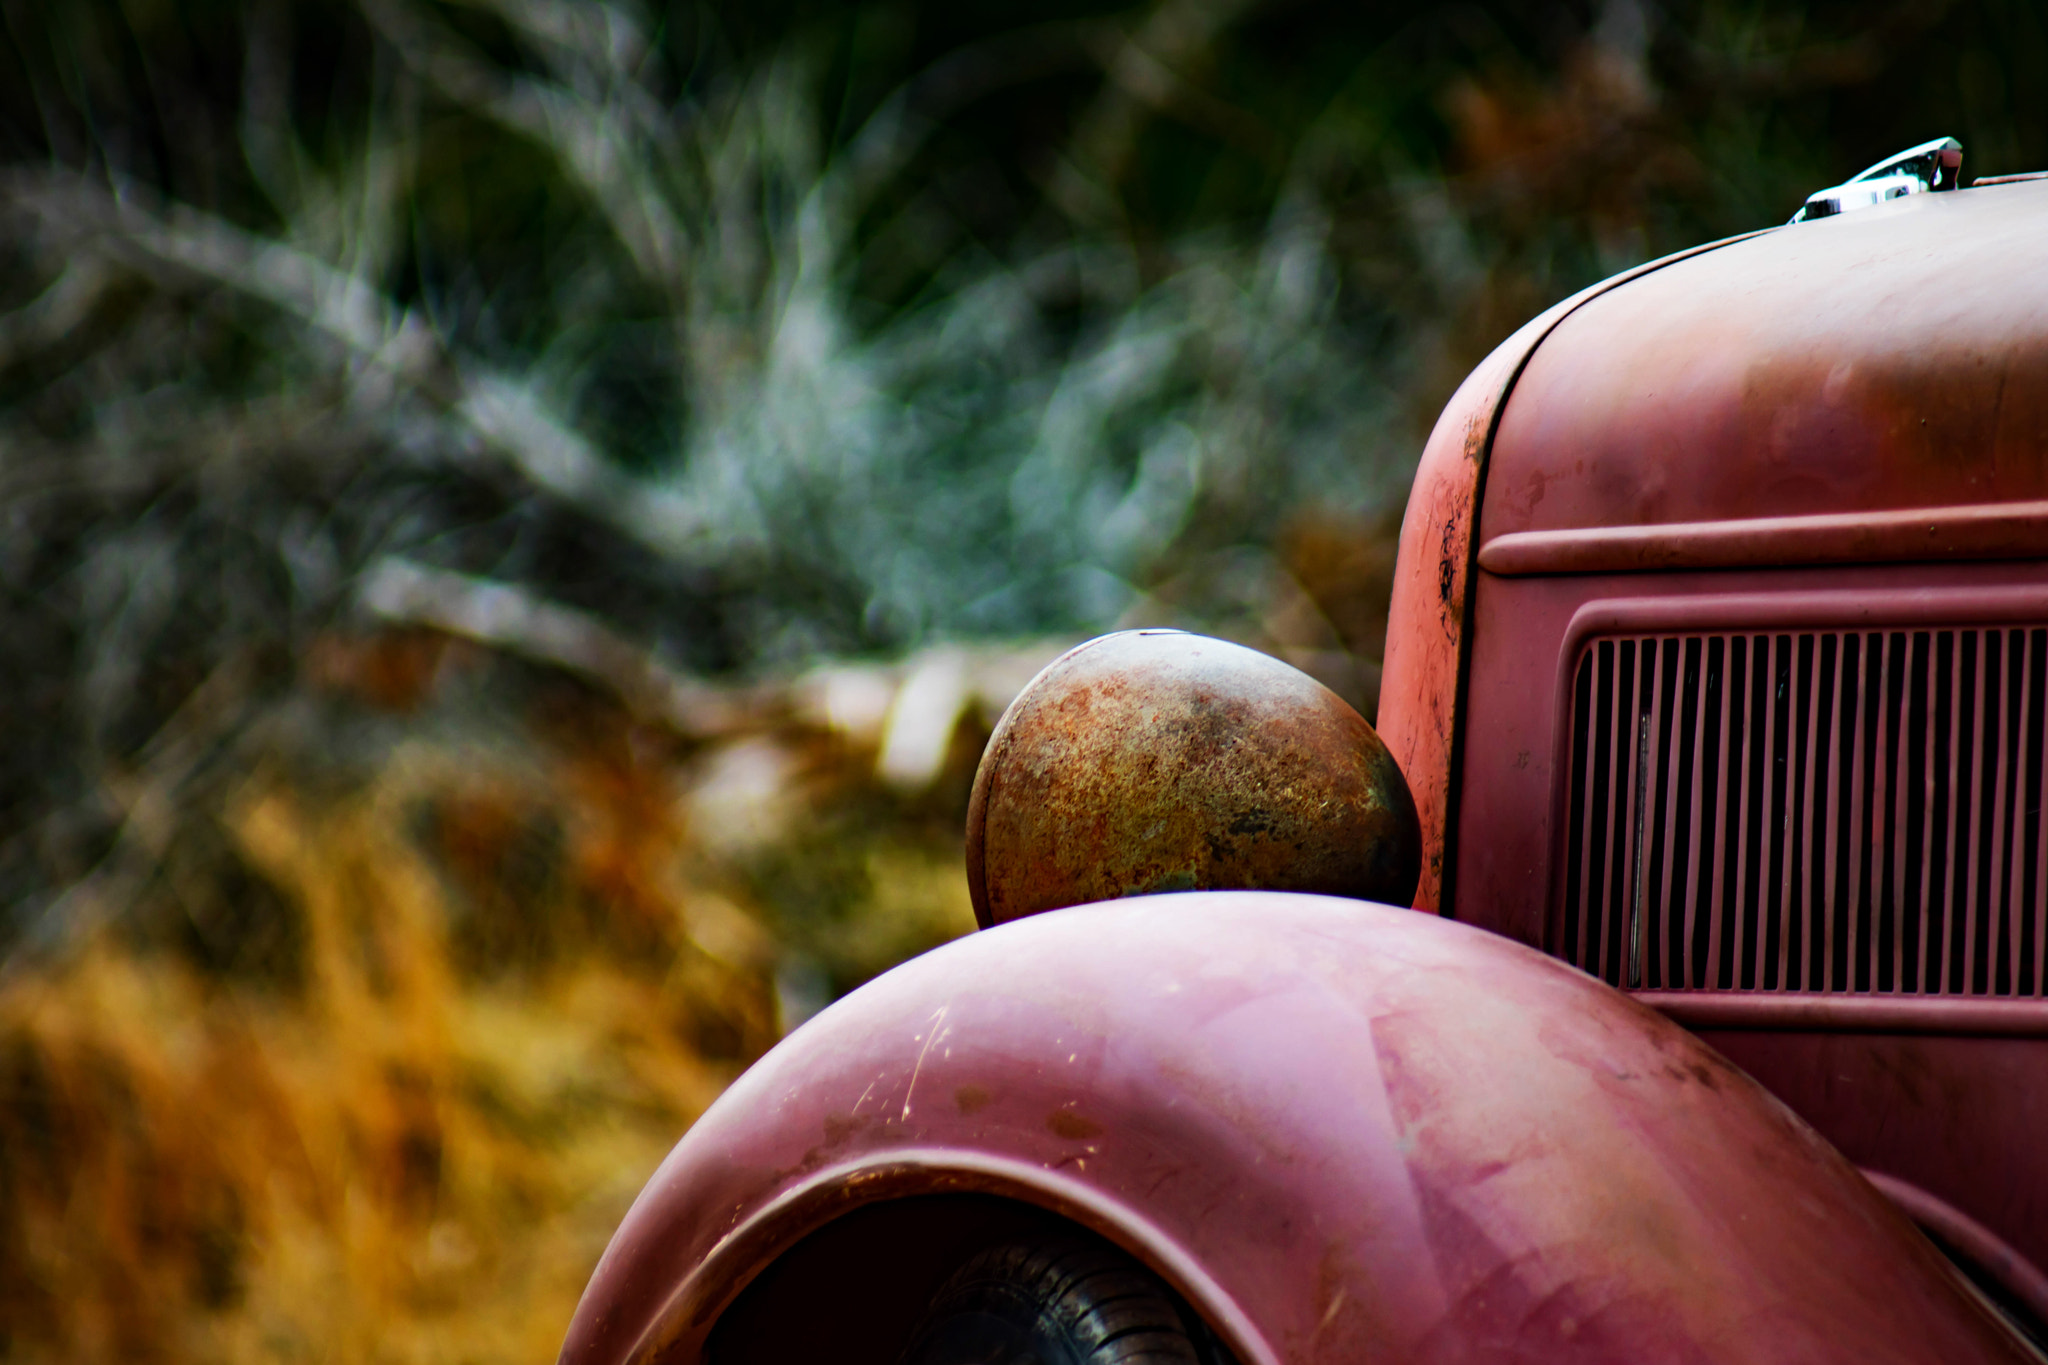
left=1379, top=230, right=1770, bottom=916
left=560, top=892, right=2030, bottom=1365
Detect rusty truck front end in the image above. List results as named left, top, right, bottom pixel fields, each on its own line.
left=1379, top=173, right=2048, bottom=1327
left=560, top=163, right=2048, bottom=1364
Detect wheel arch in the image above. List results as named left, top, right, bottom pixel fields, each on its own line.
left=682, top=1164, right=1270, bottom=1365
left=560, top=891, right=2035, bottom=1365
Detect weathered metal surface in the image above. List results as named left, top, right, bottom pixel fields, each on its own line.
left=1446, top=558, right=2048, bottom=1312
left=1478, top=179, right=2048, bottom=558
left=1444, top=172, right=2048, bottom=1339
left=557, top=892, right=2035, bottom=1365
left=1549, top=605, right=2048, bottom=1002
left=1636, top=990, right=2048, bottom=1036
left=1861, top=1171, right=2048, bottom=1331
left=1379, top=308, right=1571, bottom=916
left=965, top=630, right=1419, bottom=926
left=1478, top=498, right=2048, bottom=576
left=1377, top=233, right=1767, bottom=916
left=1699, top=1025, right=2048, bottom=1316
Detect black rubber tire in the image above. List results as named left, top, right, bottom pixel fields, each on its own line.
left=898, top=1238, right=1215, bottom=1365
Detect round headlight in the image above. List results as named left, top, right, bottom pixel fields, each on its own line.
left=967, top=629, right=1421, bottom=925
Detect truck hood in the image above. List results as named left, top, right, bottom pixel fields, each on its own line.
left=1477, top=178, right=2048, bottom=575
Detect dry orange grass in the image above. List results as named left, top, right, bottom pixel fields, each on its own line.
left=0, top=642, right=988, bottom=1364
left=0, top=780, right=757, bottom=1363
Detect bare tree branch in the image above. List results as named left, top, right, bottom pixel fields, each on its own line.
left=2, top=170, right=711, bottom=558
left=359, top=557, right=762, bottom=733
left=356, top=0, right=692, bottom=297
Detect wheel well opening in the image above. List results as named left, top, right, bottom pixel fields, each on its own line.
left=1920, top=1225, right=2048, bottom=1357
left=706, top=1194, right=1072, bottom=1365
left=705, top=1193, right=1238, bottom=1365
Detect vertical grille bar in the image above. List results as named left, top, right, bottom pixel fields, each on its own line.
left=1706, top=637, right=1734, bottom=990
left=1990, top=630, right=2017, bottom=995
left=1843, top=633, right=1871, bottom=994
left=1820, top=634, right=1847, bottom=992
left=1627, top=644, right=1661, bottom=989
left=1606, top=641, right=1637, bottom=982
left=1777, top=633, right=1798, bottom=988
left=1963, top=633, right=1989, bottom=994
left=1795, top=633, right=1824, bottom=989
left=1732, top=637, right=1759, bottom=990
left=1680, top=638, right=1710, bottom=989
left=1940, top=632, right=1967, bottom=992
left=1758, top=633, right=1782, bottom=991
left=2006, top=631, right=2034, bottom=994
left=1874, top=631, right=1893, bottom=991
left=1563, top=652, right=1595, bottom=970
left=1557, top=623, right=2048, bottom=997
left=1892, top=630, right=1913, bottom=995
left=2033, top=629, right=2048, bottom=995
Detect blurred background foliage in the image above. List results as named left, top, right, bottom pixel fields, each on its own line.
left=0, top=0, right=2041, bottom=1359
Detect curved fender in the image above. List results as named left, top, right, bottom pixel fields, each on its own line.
left=560, top=892, right=2029, bottom=1365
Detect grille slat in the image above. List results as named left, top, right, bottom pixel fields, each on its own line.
left=1820, top=635, right=1846, bottom=991
left=1725, top=640, right=1748, bottom=987
left=1681, top=638, right=1710, bottom=990
left=1707, top=637, right=1733, bottom=988
left=1557, top=626, right=2048, bottom=996
left=1618, top=642, right=1643, bottom=984
left=1839, top=635, right=1866, bottom=993
left=2032, top=628, right=2048, bottom=994
left=1990, top=631, right=2017, bottom=993
left=1960, top=636, right=1975, bottom=982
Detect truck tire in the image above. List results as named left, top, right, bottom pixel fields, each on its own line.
left=899, top=1238, right=1218, bottom=1365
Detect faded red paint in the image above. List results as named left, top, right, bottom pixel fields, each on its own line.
left=1478, top=180, right=2048, bottom=556
left=1446, top=180, right=2048, bottom=1321
left=557, top=893, right=2031, bottom=1365
left=1703, top=1028, right=2048, bottom=1312
left=967, top=630, right=1418, bottom=926
left=1378, top=233, right=1770, bottom=914
left=1452, top=558, right=2048, bottom=1292
left=1479, top=498, right=2048, bottom=576
left=1862, top=1171, right=2048, bottom=1329
left=1379, top=334, right=1531, bottom=914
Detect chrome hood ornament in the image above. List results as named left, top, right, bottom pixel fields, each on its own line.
left=1790, top=136, right=1962, bottom=223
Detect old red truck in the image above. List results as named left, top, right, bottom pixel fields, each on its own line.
left=559, top=149, right=2048, bottom=1363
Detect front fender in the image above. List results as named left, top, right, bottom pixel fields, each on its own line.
left=561, top=892, right=2026, bottom=1365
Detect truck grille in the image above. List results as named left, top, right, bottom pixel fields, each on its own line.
left=1557, top=627, right=2048, bottom=995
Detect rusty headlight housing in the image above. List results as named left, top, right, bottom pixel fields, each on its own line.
left=966, top=629, right=1421, bottom=925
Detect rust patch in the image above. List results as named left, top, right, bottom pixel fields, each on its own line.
left=820, top=1113, right=868, bottom=1148
left=1462, top=410, right=1489, bottom=463
left=968, top=631, right=1422, bottom=924
left=1046, top=1111, right=1104, bottom=1140
left=953, top=1084, right=992, bottom=1116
